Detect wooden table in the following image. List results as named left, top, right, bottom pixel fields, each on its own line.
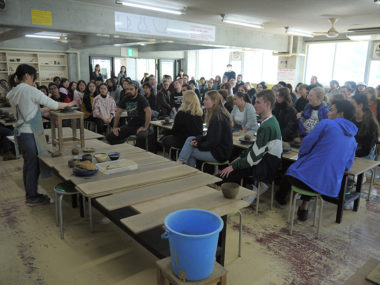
left=343, top=258, right=380, bottom=285
left=39, top=141, right=254, bottom=265
left=50, top=110, right=84, bottom=151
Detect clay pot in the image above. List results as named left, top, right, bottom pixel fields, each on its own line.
left=72, top=147, right=80, bottom=155
left=221, top=183, right=240, bottom=199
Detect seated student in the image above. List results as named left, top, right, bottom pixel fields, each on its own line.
left=286, top=83, right=297, bottom=105
left=143, top=83, right=158, bottom=118
left=273, top=87, right=298, bottom=142
left=178, top=90, right=233, bottom=167
left=220, top=90, right=282, bottom=184
left=365, top=87, right=380, bottom=124
left=157, top=80, right=171, bottom=117
left=92, top=83, right=116, bottom=135
left=74, top=80, right=86, bottom=106
left=107, top=78, right=122, bottom=105
left=38, top=85, right=48, bottom=96
left=0, top=125, right=15, bottom=160
left=189, top=79, right=201, bottom=102
left=53, top=76, right=61, bottom=86
left=350, top=94, right=379, bottom=160
left=298, top=87, right=329, bottom=137
left=106, top=82, right=151, bottom=147
left=68, top=81, right=77, bottom=101
left=231, top=92, right=258, bottom=135
left=81, top=82, right=97, bottom=121
left=48, top=83, right=66, bottom=102
left=294, top=84, right=308, bottom=113
left=326, top=80, right=340, bottom=100
left=275, top=100, right=358, bottom=221
left=161, top=90, right=203, bottom=151
left=169, top=80, right=183, bottom=116
left=340, top=85, right=354, bottom=99
left=219, top=82, right=234, bottom=106
left=199, top=77, right=207, bottom=100
left=245, top=82, right=256, bottom=104
left=219, top=89, right=233, bottom=113
left=59, top=78, right=70, bottom=102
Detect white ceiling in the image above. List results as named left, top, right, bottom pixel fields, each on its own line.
left=83, top=0, right=380, bottom=35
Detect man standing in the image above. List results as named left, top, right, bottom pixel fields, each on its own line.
left=106, top=82, right=151, bottom=148
left=223, top=64, right=236, bottom=82
left=220, top=90, right=282, bottom=184
left=276, top=100, right=358, bottom=221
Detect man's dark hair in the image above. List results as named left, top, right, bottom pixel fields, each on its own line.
left=333, top=100, right=355, bottom=122
left=278, top=81, right=287, bottom=87
left=48, top=82, right=58, bottom=89
left=307, top=84, right=318, bottom=91
left=182, top=83, right=191, bottom=91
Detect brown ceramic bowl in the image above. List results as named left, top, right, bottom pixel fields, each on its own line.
left=221, top=182, right=240, bottom=199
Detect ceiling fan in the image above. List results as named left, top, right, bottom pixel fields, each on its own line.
left=314, top=18, right=340, bottom=38
left=56, top=34, right=69, bottom=44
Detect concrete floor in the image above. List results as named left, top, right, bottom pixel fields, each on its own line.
left=0, top=159, right=379, bottom=285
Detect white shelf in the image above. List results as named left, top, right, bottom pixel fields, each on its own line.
left=40, top=64, right=67, bottom=67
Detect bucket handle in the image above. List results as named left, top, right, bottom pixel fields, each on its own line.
left=161, top=227, right=169, bottom=239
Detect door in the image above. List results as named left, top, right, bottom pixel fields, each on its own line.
left=158, top=59, right=175, bottom=82
left=89, top=56, right=114, bottom=81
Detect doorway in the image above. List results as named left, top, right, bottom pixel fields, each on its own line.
left=89, top=56, right=114, bottom=81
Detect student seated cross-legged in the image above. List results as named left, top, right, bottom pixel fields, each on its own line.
left=161, top=90, right=203, bottom=153
left=220, top=90, right=282, bottom=185
left=106, top=82, right=151, bottom=147
left=178, top=90, right=233, bottom=168
left=275, top=100, right=358, bottom=221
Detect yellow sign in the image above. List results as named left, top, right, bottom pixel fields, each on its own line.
left=31, top=9, right=52, bottom=26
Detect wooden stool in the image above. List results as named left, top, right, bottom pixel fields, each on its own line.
left=50, top=110, right=84, bottom=152
left=156, top=257, right=227, bottom=285
left=201, top=161, right=229, bottom=175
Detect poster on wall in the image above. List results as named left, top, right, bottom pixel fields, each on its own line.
left=115, top=11, right=215, bottom=42
left=278, top=69, right=295, bottom=86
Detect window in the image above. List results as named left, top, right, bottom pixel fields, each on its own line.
left=243, top=50, right=278, bottom=84
left=305, top=41, right=368, bottom=86
left=198, top=49, right=231, bottom=80
left=368, top=60, right=380, bottom=87
left=136, top=59, right=156, bottom=81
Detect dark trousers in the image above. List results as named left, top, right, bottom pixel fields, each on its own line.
left=106, top=124, right=149, bottom=148
left=18, top=133, right=40, bottom=200
left=278, top=175, right=317, bottom=202
left=161, top=135, right=184, bottom=149
left=222, top=167, right=253, bottom=184
left=94, top=118, right=114, bottom=135
left=0, top=126, right=12, bottom=153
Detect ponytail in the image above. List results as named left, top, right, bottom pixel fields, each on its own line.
left=8, top=64, right=37, bottom=88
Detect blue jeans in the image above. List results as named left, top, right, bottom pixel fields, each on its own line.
left=178, top=136, right=217, bottom=168
left=18, top=133, right=40, bottom=200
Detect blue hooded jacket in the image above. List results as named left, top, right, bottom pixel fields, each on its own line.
left=287, top=118, right=358, bottom=198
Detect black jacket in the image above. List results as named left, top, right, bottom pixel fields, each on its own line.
left=354, top=118, right=378, bottom=157
left=272, top=102, right=298, bottom=142
left=295, top=96, right=308, bottom=112
left=172, top=111, right=203, bottom=143
left=197, top=113, right=232, bottom=162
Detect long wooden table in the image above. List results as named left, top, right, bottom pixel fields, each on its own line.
left=39, top=140, right=254, bottom=264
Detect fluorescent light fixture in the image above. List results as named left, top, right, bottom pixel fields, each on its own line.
left=25, top=34, right=60, bottom=40
left=347, top=35, right=371, bottom=41
left=116, top=1, right=184, bottom=15
left=286, top=28, right=314, bottom=38
left=222, top=18, right=263, bottom=29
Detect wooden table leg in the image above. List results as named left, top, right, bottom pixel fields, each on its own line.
left=58, top=118, right=63, bottom=152
left=156, top=269, right=165, bottom=285
left=353, top=174, right=363, bottom=212
left=51, top=118, right=56, bottom=147
left=219, top=274, right=227, bottom=285
left=336, top=174, right=348, bottom=224
left=72, top=118, right=77, bottom=140
left=80, top=116, right=85, bottom=149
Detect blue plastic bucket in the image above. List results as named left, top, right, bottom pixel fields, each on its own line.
left=162, top=209, right=224, bottom=281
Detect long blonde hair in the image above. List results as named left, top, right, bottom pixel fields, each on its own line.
left=204, top=90, right=234, bottom=127
left=178, top=90, right=203, bottom=116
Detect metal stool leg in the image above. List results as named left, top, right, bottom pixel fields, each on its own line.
left=256, top=182, right=260, bottom=215
left=59, top=194, right=64, bottom=240
left=82, top=195, right=86, bottom=218
left=89, top=197, right=94, bottom=233
left=368, top=168, right=375, bottom=201
left=317, top=197, right=323, bottom=238
left=55, top=191, right=59, bottom=226
left=238, top=210, right=242, bottom=257
left=270, top=181, right=274, bottom=210
left=290, top=192, right=297, bottom=235
left=201, top=162, right=206, bottom=172
left=288, top=189, right=294, bottom=223
left=313, top=198, right=317, bottom=227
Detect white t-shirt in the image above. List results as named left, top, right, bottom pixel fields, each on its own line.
left=234, top=109, right=245, bottom=126
left=7, top=83, right=59, bottom=133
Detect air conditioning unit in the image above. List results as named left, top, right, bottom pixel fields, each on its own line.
left=231, top=51, right=241, bottom=60
left=373, top=41, right=380, bottom=59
